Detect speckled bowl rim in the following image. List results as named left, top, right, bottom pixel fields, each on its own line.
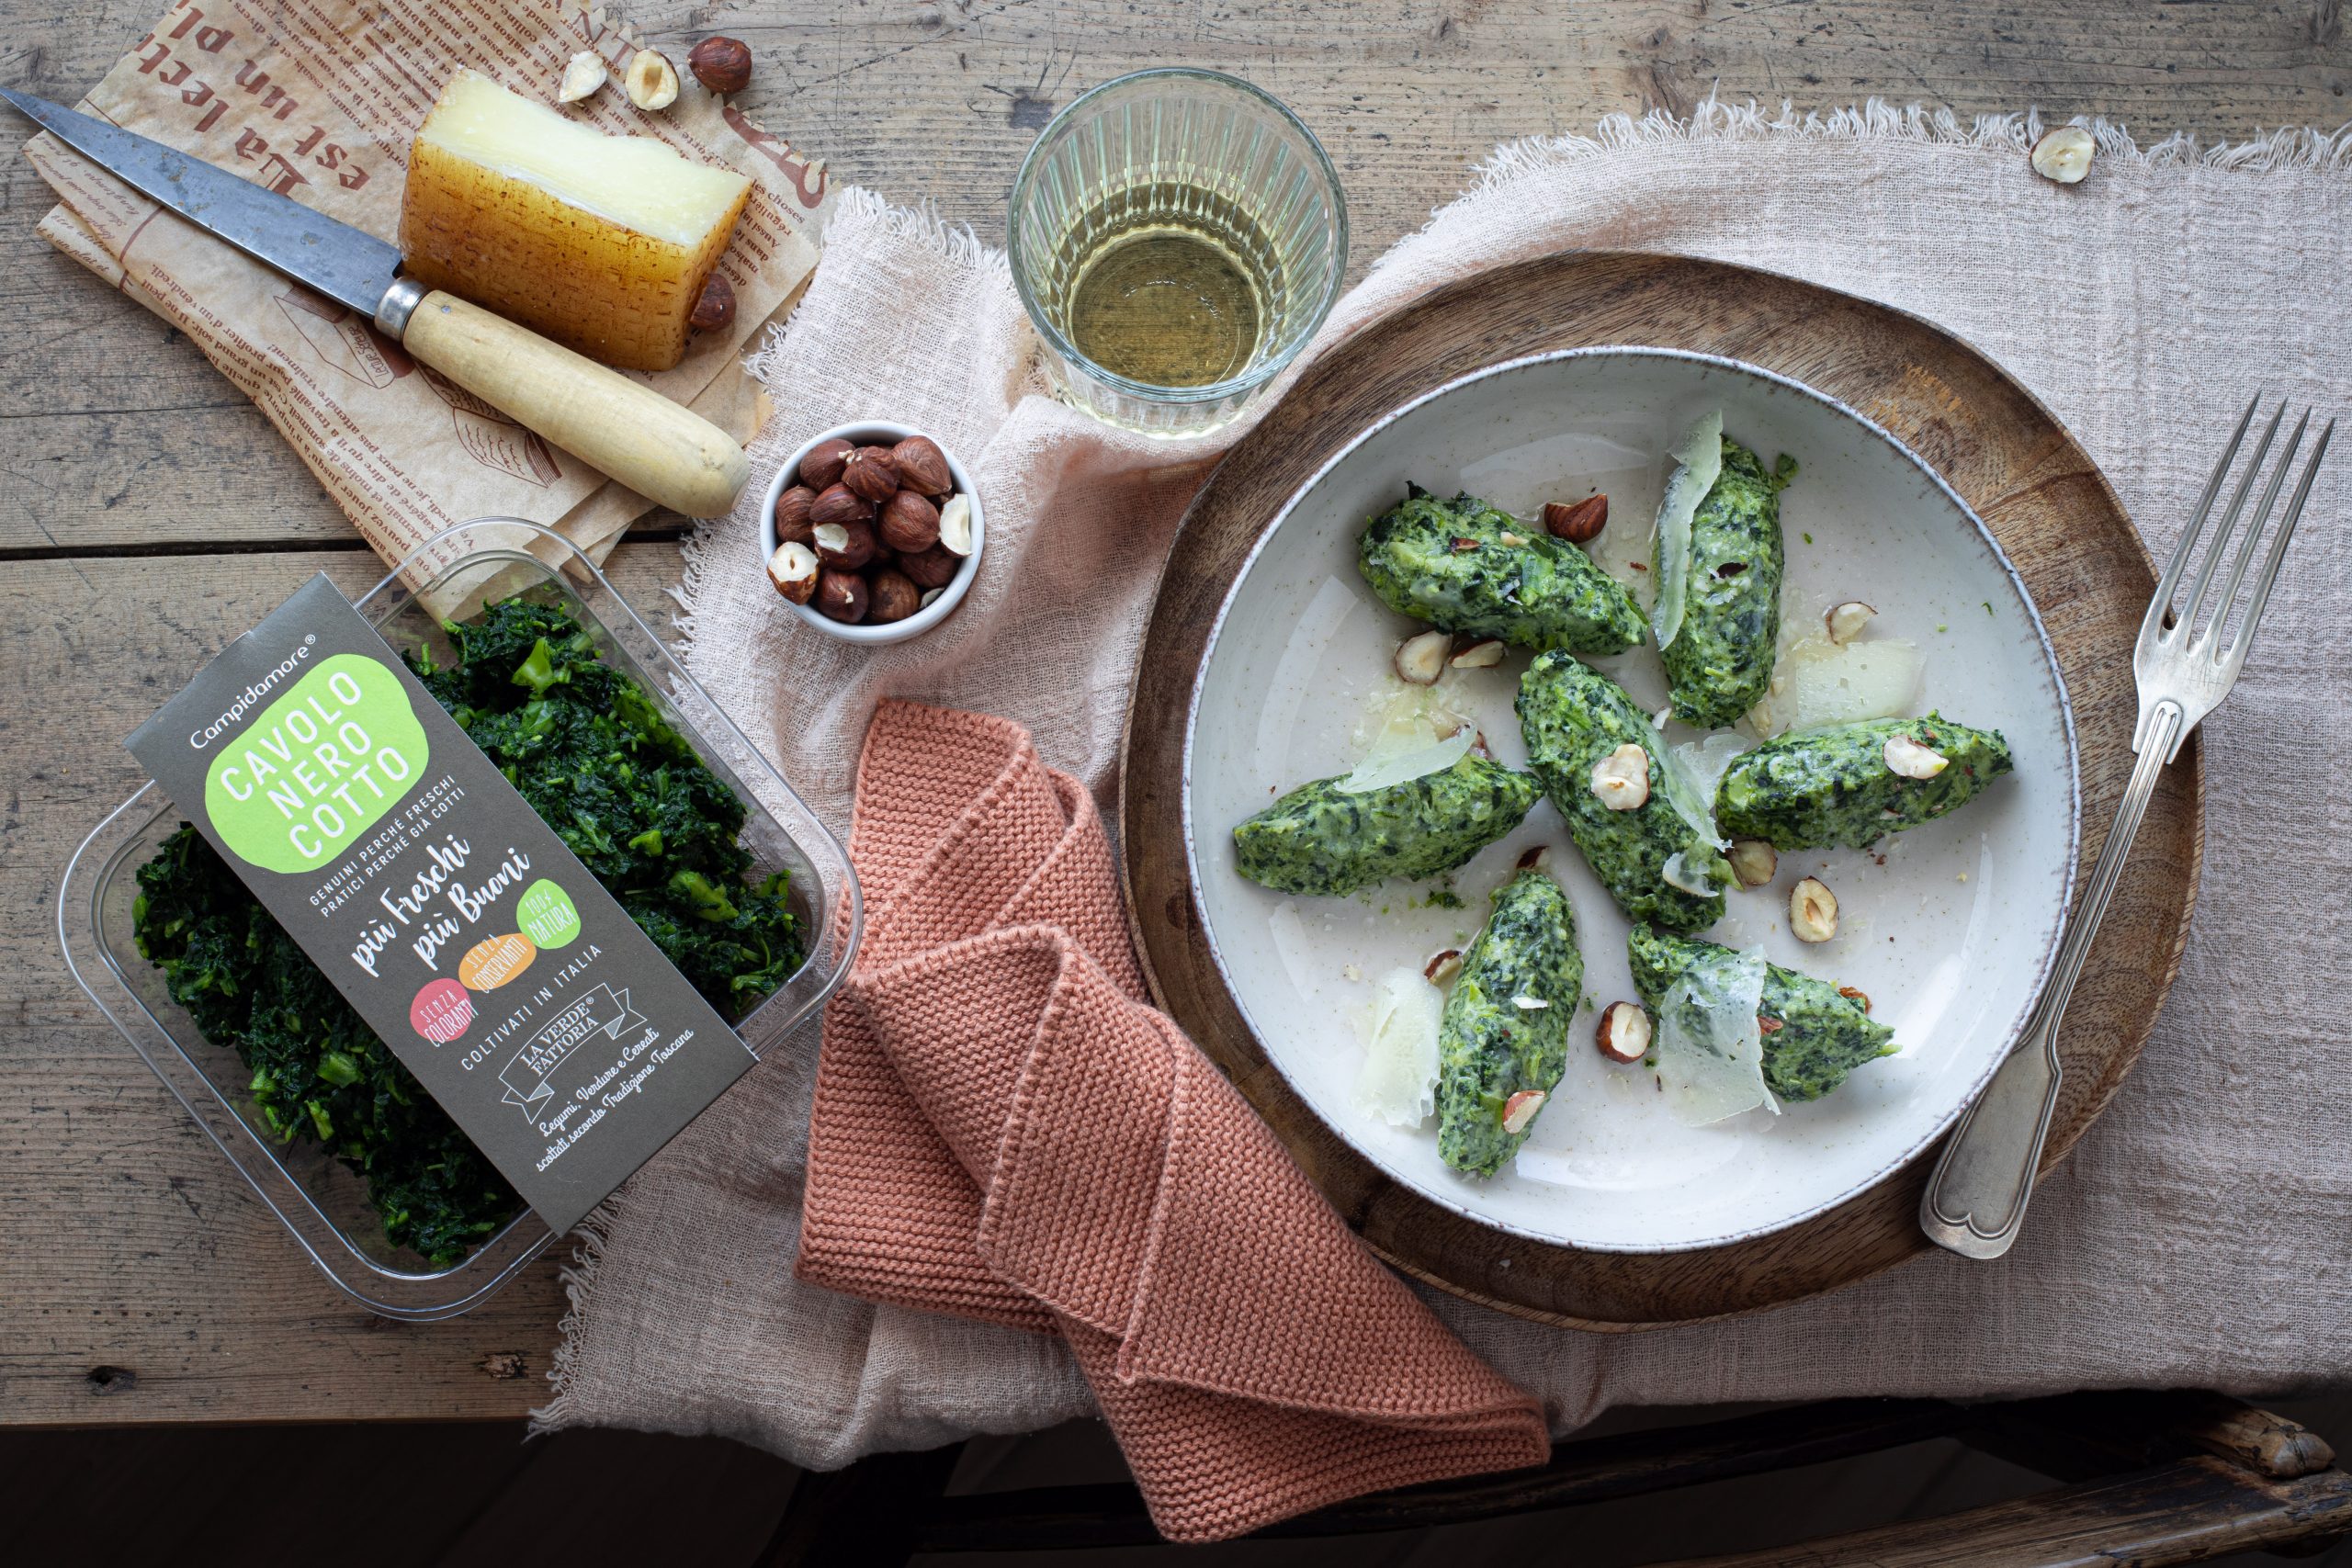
left=1179, top=344, right=2083, bottom=1255
left=757, top=420, right=983, bottom=644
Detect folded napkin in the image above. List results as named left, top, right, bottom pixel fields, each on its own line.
left=794, top=698, right=1548, bottom=1541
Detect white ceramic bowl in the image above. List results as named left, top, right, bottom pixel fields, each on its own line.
left=759, top=420, right=985, bottom=645
left=1183, top=347, right=2080, bottom=1253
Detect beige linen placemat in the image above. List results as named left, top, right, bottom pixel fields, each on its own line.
left=537, top=100, right=2352, bottom=1462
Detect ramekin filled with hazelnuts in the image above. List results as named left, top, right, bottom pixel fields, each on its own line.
left=759, top=421, right=984, bottom=644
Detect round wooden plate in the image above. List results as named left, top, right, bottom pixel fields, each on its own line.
left=1117, top=251, right=2202, bottom=1329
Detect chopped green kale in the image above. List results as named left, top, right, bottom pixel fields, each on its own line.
left=133, top=597, right=803, bottom=1268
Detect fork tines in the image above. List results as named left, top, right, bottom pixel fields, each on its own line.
left=2149, top=393, right=2335, bottom=671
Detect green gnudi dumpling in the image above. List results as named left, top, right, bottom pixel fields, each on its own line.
left=1357, top=488, right=1647, bottom=656
left=1232, top=752, right=1540, bottom=896
left=1715, top=714, right=2013, bottom=851
left=1516, top=651, right=1732, bottom=932
left=1437, top=870, right=1582, bottom=1175
left=1628, top=925, right=1895, bottom=1104
left=1658, top=437, right=1793, bottom=728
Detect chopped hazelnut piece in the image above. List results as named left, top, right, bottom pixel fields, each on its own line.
left=1883, top=734, right=1950, bottom=779
left=1824, top=601, right=1876, bottom=643
left=1394, top=629, right=1451, bottom=685
left=1589, top=742, right=1650, bottom=810
left=1727, top=839, right=1778, bottom=887
left=1790, top=877, right=1838, bottom=942
left=1595, top=1001, right=1651, bottom=1064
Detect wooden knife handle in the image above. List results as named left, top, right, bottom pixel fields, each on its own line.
left=398, top=288, right=749, bottom=519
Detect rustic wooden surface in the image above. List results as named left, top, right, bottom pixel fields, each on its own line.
left=0, top=0, right=2343, bottom=1423
left=884, top=1393, right=2352, bottom=1559
left=1119, top=250, right=2200, bottom=1327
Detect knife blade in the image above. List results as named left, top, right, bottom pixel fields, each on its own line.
left=3, top=86, right=403, bottom=319
left=3, top=88, right=750, bottom=518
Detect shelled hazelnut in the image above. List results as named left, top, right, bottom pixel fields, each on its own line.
left=867, top=570, right=922, bottom=623
left=814, top=570, right=868, bottom=623
left=800, top=439, right=854, bottom=490
left=686, top=36, right=753, bottom=95
left=773, top=485, right=816, bottom=545
left=623, top=50, right=681, bottom=111
left=767, top=430, right=976, bottom=628
left=878, top=490, right=940, bottom=554
left=890, top=435, right=952, bottom=496
left=689, top=273, right=735, bottom=332
left=896, top=544, right=960, bottom=591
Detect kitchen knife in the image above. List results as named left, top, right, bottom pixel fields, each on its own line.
left=3, top=87, right=751, bottom=518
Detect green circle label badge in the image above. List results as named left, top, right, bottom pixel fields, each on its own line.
left=516, top=877, right=582, bottom=948
left=201, top=653, right=430, bottom=875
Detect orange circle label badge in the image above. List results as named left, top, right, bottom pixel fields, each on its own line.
left=458, top=931, right=537, bottom=991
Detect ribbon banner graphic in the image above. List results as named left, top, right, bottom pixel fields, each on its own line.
left=500, top=984, right=647, bottom=1120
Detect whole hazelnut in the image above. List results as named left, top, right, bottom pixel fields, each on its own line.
left=811, top=519, right=877, bottom=572
left=808, top=483, right=872, bottom=527
left=773, top=485, right=817, bottom=545
left=889, top=435, right=953, bottom=497
left=840, top=446, right=900, bottom=503
left=800, top=438, right=854, bottom=491
left=686, top=35, right=753, bottom=94
left=689, top=272, right=735, bottom=332
left=867, top=570, right=923, bottom=623
left=878, top=489, right=940, bottom=553
left=814, top=570, right=868, bottom=623
left=896, top=543, right=960, bottom=591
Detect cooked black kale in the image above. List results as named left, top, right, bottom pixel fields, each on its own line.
left=133, top=597, right=803, bottom=1267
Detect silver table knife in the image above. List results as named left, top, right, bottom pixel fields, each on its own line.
left=3, top=88, right=748, bottom=518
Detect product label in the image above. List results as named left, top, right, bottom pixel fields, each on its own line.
left=129, top=575, right=755, bottom=1235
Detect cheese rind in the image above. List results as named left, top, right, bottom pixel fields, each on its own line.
left=400, top=70, right=752, bottom=372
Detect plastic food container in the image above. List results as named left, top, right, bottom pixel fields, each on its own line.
left=59, top=521, right=861, bottom=1321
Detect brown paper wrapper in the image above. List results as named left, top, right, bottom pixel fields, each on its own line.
left=21, top=0, right=829, bottom=573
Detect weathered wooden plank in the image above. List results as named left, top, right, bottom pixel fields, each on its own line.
left=4, top=1, right=2346, bottom=551
left=0, top=544, right=687, bottom=1425
left=1968, top=1393, right=2342, bottom=1489
left=1650, top=1456, right=2352, bottom=1567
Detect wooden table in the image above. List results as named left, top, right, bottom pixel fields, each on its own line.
left=2, top=0, right=2345, bottom=1427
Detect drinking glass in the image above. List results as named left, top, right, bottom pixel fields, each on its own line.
left=1008, top=69, right=1348, bottom=436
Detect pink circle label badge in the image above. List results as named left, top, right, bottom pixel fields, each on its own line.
left=411, top=976, right=475, bottom=1043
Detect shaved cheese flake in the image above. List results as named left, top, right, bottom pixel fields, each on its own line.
left=1671, top=730, right=1753, bottom=801
left=1654, top=945, right=1778, bottom=1126
left=1657, top=741, right=1729, bottom=852
left=1336, top=727, right=1473, bottom=795
left=1661, top=849, right=1727, bottom=897
left=1650, top=409, right=1723, bottom=650
left=1748, top=636, right=1924, bottom=737
left=1358, top=968, right=1443, bottom=1126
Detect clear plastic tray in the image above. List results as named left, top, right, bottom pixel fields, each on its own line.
left=59, top=521, right=861, bottom=1320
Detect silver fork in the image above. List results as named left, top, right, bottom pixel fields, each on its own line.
left=1921, top=394, right=2334, bottom=1260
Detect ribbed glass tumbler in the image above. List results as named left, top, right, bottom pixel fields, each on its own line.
left=1008, top=70, right=1348, bottom=436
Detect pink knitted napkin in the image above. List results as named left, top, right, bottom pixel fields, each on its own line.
left=795, top=699, right=1548, bottom=1541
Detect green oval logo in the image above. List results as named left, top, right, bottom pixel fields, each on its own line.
left=516, top=878, right=582, bottom=949
left=202, top=653, right=429, bottom=875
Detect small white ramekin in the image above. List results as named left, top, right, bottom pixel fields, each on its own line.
left=757, top=420, right=985, bottom=645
